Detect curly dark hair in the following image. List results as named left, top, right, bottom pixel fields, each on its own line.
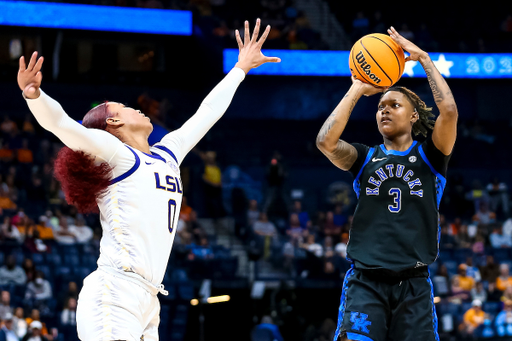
left=382, top=86, right=436, bottom=137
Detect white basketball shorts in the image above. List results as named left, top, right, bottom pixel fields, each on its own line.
left=76, top=269, right=161, bottom=341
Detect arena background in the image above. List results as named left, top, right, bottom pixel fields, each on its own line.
left=1, top=1, right=512, bottom=340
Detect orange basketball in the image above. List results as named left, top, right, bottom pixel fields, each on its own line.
left=349, top=33, right=405, bottom=87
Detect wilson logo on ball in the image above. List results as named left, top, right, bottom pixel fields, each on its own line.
left=355, top=50, right=382, bottom=85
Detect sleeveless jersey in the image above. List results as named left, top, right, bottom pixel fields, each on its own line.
left=96, top=143, right=183, bottom=286
left=347, top=138, right=450, bottom=272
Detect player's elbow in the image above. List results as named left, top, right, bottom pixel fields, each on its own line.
left=441, top=103, right=458, bottom=119
left=316, top=136, right=333, bottom=154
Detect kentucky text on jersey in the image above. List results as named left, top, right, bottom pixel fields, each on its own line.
left=365, top=164, right=424, bottom=198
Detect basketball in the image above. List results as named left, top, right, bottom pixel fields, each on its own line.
left=349, top=33, right=405, bottom=87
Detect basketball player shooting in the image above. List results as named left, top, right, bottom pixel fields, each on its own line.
left=316, top=27, right=458, bottom=341
left=17, top=20, right=280, bottom=341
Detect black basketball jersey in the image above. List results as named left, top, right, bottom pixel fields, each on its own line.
left=347, top=137, right=450, bottom=272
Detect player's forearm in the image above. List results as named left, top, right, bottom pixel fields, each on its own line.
left=419, top=54, right=458, bottom=117
left=24, top=89, right=120, bottom=162
left=171, top=67, right=245, bottom=155
left=316, top=83, right=363, bottom=151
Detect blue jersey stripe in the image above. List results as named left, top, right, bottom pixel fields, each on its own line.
left=353, top=147, right=375, bottom=199
left=379, top=140, right=417, bottom=156
left=110, top=146, right=141, bottom=185
left=153, top=145, right=178, bottom=164
left=334, top=266, right=355, bottom=341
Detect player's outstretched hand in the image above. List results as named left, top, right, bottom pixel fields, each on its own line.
left=18, top=51, right=44, bottom=99
left=235, top=19, right=281, bottom=74
left=387, top=26, right=428, bottom=62
left=351, top=76, right=388, bottom=97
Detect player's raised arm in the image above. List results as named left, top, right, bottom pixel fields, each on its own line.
left=316, top=78, right=385, bottom=171
left=158, top=19, right=281, bottom=165
left=18, top=52, right=122, bottom=162
left=388, top=26, right=458, bottom=155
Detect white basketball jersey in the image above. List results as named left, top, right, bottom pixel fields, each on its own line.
left=96, top=143, right=183, bottom=285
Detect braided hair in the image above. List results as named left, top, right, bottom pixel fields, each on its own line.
left=382, top=86, right=436, bottom=137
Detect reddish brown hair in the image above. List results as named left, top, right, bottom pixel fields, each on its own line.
left=53, top=103, right=117, bottom=213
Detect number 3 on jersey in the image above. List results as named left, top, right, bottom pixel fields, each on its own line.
left=388, top=188, right=401, bottom=213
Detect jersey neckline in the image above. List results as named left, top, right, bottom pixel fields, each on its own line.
left=379, top=140, right=417, bottom=156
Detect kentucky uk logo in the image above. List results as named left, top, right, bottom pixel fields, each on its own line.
left=350, top=312, right=372, bottom=334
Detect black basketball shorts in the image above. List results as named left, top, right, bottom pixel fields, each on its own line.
left=334, top=267, right=439, bottom=341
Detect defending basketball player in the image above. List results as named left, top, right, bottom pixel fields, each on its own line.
left=17, top=20, right=279, bottom=341
left=316, top=27, right=458, bottom=341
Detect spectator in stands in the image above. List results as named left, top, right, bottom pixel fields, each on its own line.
left=471, top=282, right=487, bottom=303
left=21, top=258, right=37, bottom=284
left=473, top=201, right=496, bottom=225
left=457, top=264, right=476, bottom=291
left=21, top=321, right=48, bottom=341
left=439, top=224, right=456, bottom=249
left=24, top=310, right=48, bottom=337
left=301, top=234, right=323, bottom=258
left=371, top=11, right=386, bottom=33
left=332, top=204, right=347, bottom=229
left=323, top=236, right=334, bottom=260
left=23, top=228, right=50, bottom=254
left=25, top=271, right=52, bottom=303
left=1, top=217, right=22, bottom=243
left=480, top=255, right=500, bottom=284
left=70, top=216, right=93, bottom=244
left=0, top=255, right=26, bottom=285
left=252, top=315, right=283, bottom=341
left=197, top=150, right=225, bottom=219
left=321, top=211, right=342, bottom=244
left=0, top=141, right=14, bottom=164
left=0, top=291, right=12, bottom=320
left=465, top=257, right=482, bottom=282
left=60, top=297, right=77, bottom=327
left=351, top=11, right=370, bottom=42
left=264, top=151, right=287, bottom=214
left=1, top=116, right=18, bottom=136
left=286, top=213, right=306, bottom=240
left=495, top=300, right=512, bottom=337
left=21, top=114, right=35, bottom=135
left=433, top=264, right=450, bottom=298
left=497, top=264, right=512, bottom=292
left=247, top=199, right=260, bottom=228
left=398, top=23, right=414, bottom=40
left=455, top=224, right=472, bottom=249
left=318, top=260, right=339, bottom=280
left=179, top=196, right=193, bottom=222
left=461, top=299, right=485, bottom=336
left=53, top=217, right=77, bottom=244
left=0, top=312, right=17, bottom=341
left=486, top=177, right=509, bottom=218
left=490, top=224, right=512, bottom=248
left=57, top=281, right=78, bottom=313
left=13, top=307, right=27, bottom=339
left=334, top=233, right=349, bottom=259
left=0, top=187, right=16, bottom=212
left=35, top=217, right=54, bottom=241
left=16, top=139, right=33, bottom=164
left=253, top=212, right=277, bottom=238
left=190, top=237, right=214, bottom=260
left=501, top=285, right=512, bottom=302
left=291, top=200, right=310, bottom=229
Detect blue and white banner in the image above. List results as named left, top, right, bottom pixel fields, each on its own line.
left=0, top=0, right=192, bottom=35
left=224, top=49, right=512, bottom=78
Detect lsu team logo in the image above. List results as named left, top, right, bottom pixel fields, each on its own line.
left=350, top=312, right=372, bottom=334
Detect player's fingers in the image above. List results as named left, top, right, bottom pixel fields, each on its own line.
left=34, top=56, right=44, bottom=73
left=257, top=25, right=271, bottom=46
left=264, top=56, right=281, bottom=63
left=235, top=30, right=243, bottom=50
left=19, top=56, right=26, bottom=72
left=244, top=21, right=250, bottom=45
left=251, top=18, right=261, bottom=42
left=27, top=51, right=38, bottom=71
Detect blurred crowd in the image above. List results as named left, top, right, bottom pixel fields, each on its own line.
left=22, top=0, right=512, bottom=52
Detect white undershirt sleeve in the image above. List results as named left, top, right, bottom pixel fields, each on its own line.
left=24, top=89, right=124, bottom=163
left=155, top=67, right=245, bottom=165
